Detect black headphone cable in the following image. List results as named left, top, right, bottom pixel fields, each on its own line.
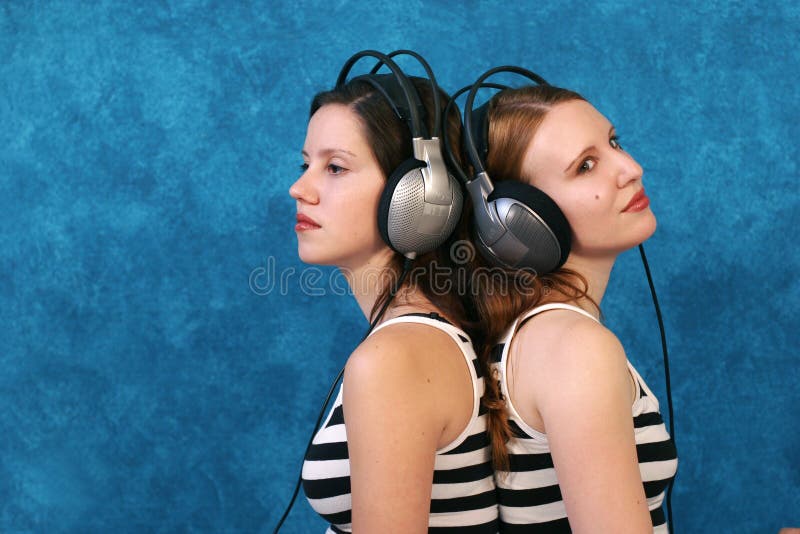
left=271, top=257, right=414, bottom=533
left=639, top=244, right=677, bottom=533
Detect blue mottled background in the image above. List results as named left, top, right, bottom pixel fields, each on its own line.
left=1, top=1, right=798, bottom=532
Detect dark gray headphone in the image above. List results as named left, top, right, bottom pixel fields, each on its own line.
left=336, top=50, right=463, bottom=259
left=444, top=66, right=572, bottom=274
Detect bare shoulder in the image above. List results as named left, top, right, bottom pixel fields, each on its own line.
left=343, top=319, right=473, bottom=446
left=511, top=309, right=630, bottom=405
left=345, top=320, right=466, bottom=390
left=514, top=308, right=624, bottom=363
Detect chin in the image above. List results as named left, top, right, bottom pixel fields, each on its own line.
left=626, top=219, right=657, bottom=250
left=296, top=245, right=331, bottom=266
left=641, top=211, right=658, bottom=240
left=627, top=208, right=657, bottom=243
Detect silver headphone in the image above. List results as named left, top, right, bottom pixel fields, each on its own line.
left=444, top=66, right=572, bottom=274
left=336, top=49, right=463, bottom=259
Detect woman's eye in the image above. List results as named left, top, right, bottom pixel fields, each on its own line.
left=610, top=136, right=622, bottom=150
left=327, top=164, right=345, bottom=175
left=578, top=159, right=596, bottom=173
left=299, top=163, right=309, bottom=172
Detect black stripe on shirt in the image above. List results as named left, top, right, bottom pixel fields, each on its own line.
left=636, top=439, right=678, bottom=463
left=430, top=518, right=499, bottom=533
left=432, top=462, right=493, bottom=484
left=302, top=474, right=351, bottom=499
left=321, top=509, right=352, bottom=526
left=497, top=484, right=563, bottom=507
left=644, top=478, right=672, bottom=499
left=633, top=411, right=664, bottom=428
left=430, top=488, right=497, bottom=513
left=500, top=516, right=571, bottom=533
left=507, top=451, right=555, bottom=472
left=305, top=440, right=349, bottom=461
left=442, top=431, right=490, bottom=455
left=471, top=357, right=483, bottom=378
left=651, top=506, right=666, bottom=525
left=490, top=344, right=505, bottom=363
left=327, top=404, right=344, bottom=426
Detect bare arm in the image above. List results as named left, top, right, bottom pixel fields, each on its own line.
left=343, top=324, right=469, bottom=533
left=512, top=314, right=652, bottom=533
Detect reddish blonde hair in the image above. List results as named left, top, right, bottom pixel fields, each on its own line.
left=465, top=85, right=599, bottom=470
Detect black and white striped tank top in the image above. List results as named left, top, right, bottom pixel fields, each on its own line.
left=301, top=314, right=499, bottom=533
left=491, top=303, right=678, bottom=533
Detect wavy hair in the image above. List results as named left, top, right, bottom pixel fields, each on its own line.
left=463, top=85, right=600, bottom=470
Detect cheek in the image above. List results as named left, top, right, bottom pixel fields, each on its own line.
left=331, top=182, right=384, bottom=231
left=559, top=192, right=616, bottom=237
left=565, top=192, right=608, bottom=218
left=581, top=186, right=615, bottom=212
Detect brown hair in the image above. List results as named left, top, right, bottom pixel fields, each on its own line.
left=464, top=85, right=600, bottom=470
left=308, top=77, right=472, bottom=333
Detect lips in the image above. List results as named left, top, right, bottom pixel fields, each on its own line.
left=295, top=213, right=321, bottom=231
left=623, top=189, right=650, bottom=212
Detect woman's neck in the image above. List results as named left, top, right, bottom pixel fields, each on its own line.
left=379, top=293, right=447, bottom=323
left=342, top=249, right=394, bottom=320
left=342, top=252, right=448, bottom=326
left=559, top=253, right=617, bottom=318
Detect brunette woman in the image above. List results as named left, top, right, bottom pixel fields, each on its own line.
left=289, top=52, right=498, bottom=533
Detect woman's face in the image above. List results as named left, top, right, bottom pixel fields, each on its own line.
left=289, top=104, right=389, bottom=269
left=521, top=99, right=656, bottom=259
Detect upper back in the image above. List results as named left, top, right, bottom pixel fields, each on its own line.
left=302, top=313, right=498, bottom=532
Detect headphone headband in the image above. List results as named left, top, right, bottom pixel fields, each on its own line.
left=449, top=65, right=571, bottom=273
left=442, top=82, right=511, bottom=185
left=336, top=50, right=425, bottom=138
left=369, top=50, right=442, bottom=139
left=463, top=66, right=549, bottom=176
left=348, top=74, right=419, bottom=133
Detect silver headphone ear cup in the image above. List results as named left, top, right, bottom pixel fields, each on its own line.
left=379, top=161, right=463, bottom=256
left=491, top=199, right=564, bottom=272
left=472, top=180, right=571, bottom=273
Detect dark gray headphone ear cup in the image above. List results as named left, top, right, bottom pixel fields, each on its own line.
left=481, top=180, right=571, bottom=272
left=378, top=158, right=463, bottom=256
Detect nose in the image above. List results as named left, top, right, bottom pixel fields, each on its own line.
left=616, top=150, right=644, bottom=188
left=289, top=168, right=319, bottom=204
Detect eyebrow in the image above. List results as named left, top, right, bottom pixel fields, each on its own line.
left=563, top=126, right=616, bottom=172
left=301, top=148, right=357, bottom=159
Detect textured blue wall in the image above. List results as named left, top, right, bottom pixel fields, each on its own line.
left=1, top=1, right=798, bottom=532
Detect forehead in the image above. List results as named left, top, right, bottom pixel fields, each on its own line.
left=524, top=100, right=612, bottom=173
left=304, top=104, right=368, bottom=153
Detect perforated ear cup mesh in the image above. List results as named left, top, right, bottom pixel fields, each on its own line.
left=378, top=158, right=425, bottom=248
left=378, top=158, right=463, bottom=256
left=487, top=180, right=571, bottom=272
